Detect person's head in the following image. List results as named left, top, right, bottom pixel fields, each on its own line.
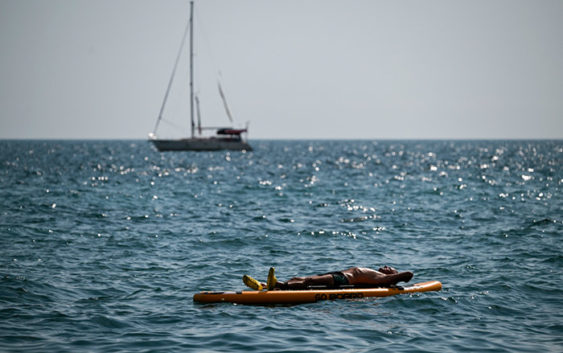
left=378, top=266, right=398, bottom=274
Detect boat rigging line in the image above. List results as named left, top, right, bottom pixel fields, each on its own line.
left=153, top=7, right=191, bottom=135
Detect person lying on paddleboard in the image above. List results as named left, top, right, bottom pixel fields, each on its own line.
left=243, top=266, right=414, bottom=291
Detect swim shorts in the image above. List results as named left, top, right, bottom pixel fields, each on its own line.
left=322, top=271, right=349, bottom=287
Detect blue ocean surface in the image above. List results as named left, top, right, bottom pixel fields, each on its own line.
left=0, top=140, right=561, bottom=352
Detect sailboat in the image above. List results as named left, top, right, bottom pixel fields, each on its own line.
left=149, top=1, right=252, bottom=152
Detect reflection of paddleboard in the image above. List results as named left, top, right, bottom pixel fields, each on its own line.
left=193, top=280, right=442, bottom=305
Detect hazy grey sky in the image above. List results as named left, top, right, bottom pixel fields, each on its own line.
left=0, top=0, right=561, bottom=139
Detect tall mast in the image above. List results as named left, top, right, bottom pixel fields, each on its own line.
left=189, top=1, right=195, bottom=137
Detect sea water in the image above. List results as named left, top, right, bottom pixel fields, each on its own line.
left=0, top=140, right=561, bottom=352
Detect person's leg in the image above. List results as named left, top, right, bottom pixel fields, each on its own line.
left=244, top=270, right=336, bottom=291
left=280, top=273, right=335, bottom=290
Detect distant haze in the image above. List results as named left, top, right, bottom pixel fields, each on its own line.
left=0, top=0, right=562, bottom=139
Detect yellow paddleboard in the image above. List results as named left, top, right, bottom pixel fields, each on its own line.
left=193, top=280, right=442, bottom=305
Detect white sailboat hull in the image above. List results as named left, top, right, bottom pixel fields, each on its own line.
left=151, top=138, right=252, bottom=152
